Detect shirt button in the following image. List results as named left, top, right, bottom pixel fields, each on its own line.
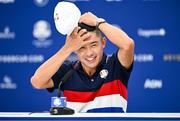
left=91, top=79, right=94, bottom=82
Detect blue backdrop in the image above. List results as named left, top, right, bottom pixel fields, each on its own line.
left=0, top=0, right=180, bottom=112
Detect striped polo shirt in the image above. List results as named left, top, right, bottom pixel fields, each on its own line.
left=48, top=52, right=133, bottom=113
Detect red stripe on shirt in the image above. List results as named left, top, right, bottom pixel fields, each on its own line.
left=64, top=80, right=127, bottom=102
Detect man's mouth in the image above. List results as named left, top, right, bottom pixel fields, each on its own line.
left=85, top=56, right=96, bottom=63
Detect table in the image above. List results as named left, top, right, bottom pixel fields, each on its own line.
left=0, top=112, right=180, bottom=121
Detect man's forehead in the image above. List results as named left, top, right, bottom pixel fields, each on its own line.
left=87, top=32, right=100, bottom=40
left=86, top=37, right=101, bottom=44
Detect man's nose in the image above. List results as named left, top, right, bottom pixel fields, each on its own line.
left=86, top=47, right=93, bottom=57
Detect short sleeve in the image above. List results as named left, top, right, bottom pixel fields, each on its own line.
left=47, top=61, right=72, bottom=92
left=112, top=52, right=133, bottom=87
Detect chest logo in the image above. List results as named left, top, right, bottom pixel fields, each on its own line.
left=100, top=69, right=108, bottom=79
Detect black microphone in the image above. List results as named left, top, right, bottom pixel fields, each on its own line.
left=50, top=69, right=75, bottom=115
left=57, top=69, right=74, bottom=97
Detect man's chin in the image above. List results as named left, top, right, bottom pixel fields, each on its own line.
left=83, top=62, right=98, bottom=69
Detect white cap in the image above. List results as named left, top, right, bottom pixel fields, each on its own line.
left=54, top=2, right=81, bottom=35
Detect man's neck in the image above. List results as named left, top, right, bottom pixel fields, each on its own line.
left=82, top=66, right=97, bottom=77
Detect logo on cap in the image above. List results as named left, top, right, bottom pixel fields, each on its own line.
left=54, top=13, right=59, bottom=21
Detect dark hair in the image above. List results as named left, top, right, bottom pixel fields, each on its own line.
left=78, top=23, right=102, bottom=38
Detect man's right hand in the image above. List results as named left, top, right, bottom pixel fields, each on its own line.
left=64, top=27, right=91, bottom=52
left=31, top=27, right=91, bottom=89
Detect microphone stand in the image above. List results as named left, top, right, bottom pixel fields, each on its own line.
left=50, top=69, right=75, bottom=115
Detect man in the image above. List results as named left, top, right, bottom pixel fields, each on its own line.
left=31, top=12, right=134, bottom=113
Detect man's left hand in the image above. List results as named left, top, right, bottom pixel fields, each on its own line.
left=79, top=12, right=98, bottom=26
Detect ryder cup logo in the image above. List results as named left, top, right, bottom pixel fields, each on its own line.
left=100, top=69, right=108, bottom=79
left=51, top=97, right=67, bottom=108
left=32, top=20, right=52, bottom=48
left=34, top=0, right=48, bottom=7
left=53, top=98, right=61, bottom=107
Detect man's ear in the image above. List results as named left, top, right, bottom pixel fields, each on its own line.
left=101, top=37, right=106, bottom=48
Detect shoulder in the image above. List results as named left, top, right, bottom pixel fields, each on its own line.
left=107, top=52, right=133, bottom=72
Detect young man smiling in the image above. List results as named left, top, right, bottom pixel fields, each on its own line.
left=31, top=12, right=135, bottom=113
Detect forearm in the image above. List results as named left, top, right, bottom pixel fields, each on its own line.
left=31, top=45, right=72, bottom=88
left=98, top=22, right=134, bottom=50
left=99, top=22, right=134, bottom=68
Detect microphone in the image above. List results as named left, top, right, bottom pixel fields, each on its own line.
left=50, top=69, right=75, bottom=115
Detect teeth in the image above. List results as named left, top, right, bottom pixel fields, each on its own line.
left=86, top=57, right=95, bottom=61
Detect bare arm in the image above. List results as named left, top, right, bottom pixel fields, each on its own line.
left=79, top=12, right=135, bottom=69
left=31, top=46, right=72, bottom=89
left=31, top=27, right=91, bottom=89
left=98, top=23, right=134, bottom=69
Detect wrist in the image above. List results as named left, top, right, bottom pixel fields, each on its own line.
left=60, top=45, right=73, bottom=55
left=96, top=18, right=106, bottom=30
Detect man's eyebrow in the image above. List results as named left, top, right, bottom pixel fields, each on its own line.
left=90, top=41, right=98, bottom=45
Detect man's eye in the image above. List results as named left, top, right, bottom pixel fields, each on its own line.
left=80, top=47, right=85, bottom=50
left=91, top=44, right=97, bottom=47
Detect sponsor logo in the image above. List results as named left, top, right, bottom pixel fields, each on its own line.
left=0, top=0, right=15, bottom=4
left=144, top=78, right=162, bottom=89
left=0, top=75, right=17, bottom=89
left=0, top=26, right=15, bottom=39
left=33, top=0, right=48, bottom=7
left=0, top=55, right=44, bottom=63
left=134, top=54, right=154, bottom=62
left=137, top=28, right=166, bottom=38
left=32, top=20, right=52, bottom=48
left=163, top=54, right=180, bottom=62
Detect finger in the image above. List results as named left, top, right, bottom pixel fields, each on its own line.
left=81, top=39, right=94, bottom=46
left=78, top=29, right=87, bottom=37
left=79, top=17, right=84, bottom=23
left=72, top=27, right=81, bottom=35
left=79, top=12, right=89, bottom=23
left=81, top=32, right=90, bottom=41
